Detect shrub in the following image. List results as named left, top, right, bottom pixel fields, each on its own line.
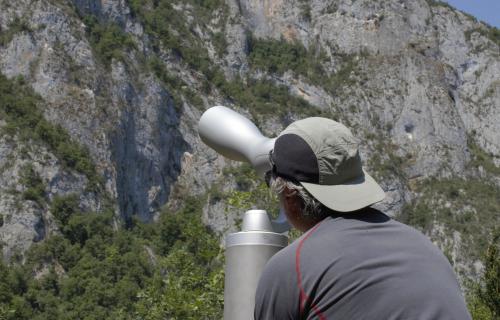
left=397, top=177, right=500, bottom=262
left=248, top=37, right=360, bottom=95
left=426, top=0, right=454, bottom=10
left=0, top=194, right=224, bottom=319
left=213, top=31, right=227, bottom=57
left=399, top=202, right=434, bottom=232
left=299, top=2, right=312, bottom=22
left=467, top=232, right=500, bottom=319
left=0, top=74, right=102, bottom=191
left=465, top=27, right=500, bottom=47
left=479, top=233, right=500, bottom=317
left=248, top=37, right=326, bottom=81
left=468, top=136, right=500, bottom=175
left=19, top=164, right=45, bottom=206
left=218, top=76, right=315, bottom=117
left=0, top=17, right=32, bottom=46
left=130, top=0, right=327, bottom=117
left=83, top=16, right=136, bottom=67
left=134, top=197, right=224, bottom=319
left=50, top=194, right=80, bottom=226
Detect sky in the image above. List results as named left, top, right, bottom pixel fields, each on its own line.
left=444, top=0, right=500, bottom=28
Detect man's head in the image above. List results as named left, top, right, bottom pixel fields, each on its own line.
left=266, top=117, right=385, bottom=231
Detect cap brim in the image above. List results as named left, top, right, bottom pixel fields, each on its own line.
left=300, top=170, right=385, bottom=212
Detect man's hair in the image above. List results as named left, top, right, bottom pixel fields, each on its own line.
left=269, top=176, right=333, bottom=220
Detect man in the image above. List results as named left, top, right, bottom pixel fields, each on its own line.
left=255, top=117, right=471, bottom=320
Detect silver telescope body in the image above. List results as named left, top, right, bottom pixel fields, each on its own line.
left=198, top=105, right=290, bottom=232
left=224, top=210, right=288, bottom=320
left=198, top=106, right=291, bottom=320
left=198, top=105, right=275, bottom=177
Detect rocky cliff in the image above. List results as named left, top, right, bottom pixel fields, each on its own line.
left=0, top=0, right=499, bottom=286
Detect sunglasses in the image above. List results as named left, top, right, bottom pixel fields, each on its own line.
left=265, top=149, right=277, bottom=187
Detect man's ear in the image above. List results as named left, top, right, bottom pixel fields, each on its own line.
left=282, top=186, right=297, bottom=199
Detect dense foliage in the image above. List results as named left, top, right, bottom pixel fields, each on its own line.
left=0, top=196, right=223, bottom=320
left=83, top=16, right=136, bottom=67
left=0, top=74, right=101, bottom=190
left=0, top=70, right=223, bottom=319
left=398, top=177, right=500, bottom=264
left=128, top=0, right=318, bottom=118
left=479, top=234, right=500, bottom=318
left=129, top=0, right=225, bottom=84
left=19, top=163, right=47, bottom=206
left=467, top=232, right=500, bottom=320
left=248, top=37, right=323, bottom=77
left=247, top=37, right=361, bottom=95
left=398, top=135, right=500, bottom=269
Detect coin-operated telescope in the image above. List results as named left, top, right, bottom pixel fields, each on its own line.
left=198, top=106, right=290, bottom=320
left=198, top=105, right=274, bottom=177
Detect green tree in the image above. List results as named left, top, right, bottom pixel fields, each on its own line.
left=468, top=231, right=500, bottom=320
left=50, top=194, right=80, bottom=226
left=134, top=198, right=224, bottom=320
left=479, top=232, right=500, bottom=318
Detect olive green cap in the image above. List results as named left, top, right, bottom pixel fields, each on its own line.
left=271, top=117, right=385, bottom=212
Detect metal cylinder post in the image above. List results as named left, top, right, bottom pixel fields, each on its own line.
left=223, top=210, right=288, bottom=320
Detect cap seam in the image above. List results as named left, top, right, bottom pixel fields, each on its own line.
left=284, top=128, right=322, bottom=184
left=284, top=129, right=358, bottom=185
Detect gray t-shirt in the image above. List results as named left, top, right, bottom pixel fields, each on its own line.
left=254, top=209, right=471, bottom=320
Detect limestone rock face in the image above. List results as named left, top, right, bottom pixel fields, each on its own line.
left=110, top=69, right=188, bottom=221
left=0, top=0, right=498, bottom=285
left=232, top=0, right=499, bottom=174
left=0, top=134, right=96, bottom=260
left=0, top=0, right=188, bottom=257
left=229, top=0, right=499, bottom=224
